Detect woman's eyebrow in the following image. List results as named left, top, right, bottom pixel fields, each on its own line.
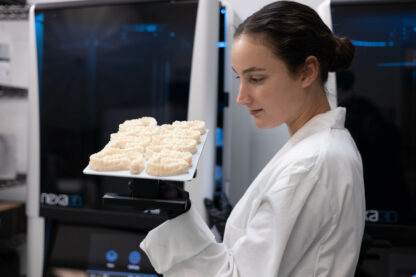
left=243, top=67, right=266, bottom=74
left=232, top=67, right=266, bottom=74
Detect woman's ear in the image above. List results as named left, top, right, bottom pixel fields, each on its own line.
left=301, top=56, right=320, bottom=88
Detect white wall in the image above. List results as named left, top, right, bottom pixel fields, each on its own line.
left=0, top=20, right=29, bottom=203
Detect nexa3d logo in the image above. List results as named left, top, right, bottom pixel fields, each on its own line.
left=40, top=193, right=83, bottom=208
left=366, top=210, right=398, bottom=224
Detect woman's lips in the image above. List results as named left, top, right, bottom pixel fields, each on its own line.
left=249, top=109, right=263, bottom=116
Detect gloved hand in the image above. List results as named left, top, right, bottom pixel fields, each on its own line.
left=128, top=180, right=191, bottom=219
left=160, top=182, right=192, bottom=219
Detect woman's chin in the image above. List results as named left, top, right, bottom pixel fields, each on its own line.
left=254, top=118, right=282, bottom=129
left=254, top=119, right=272, bottom=129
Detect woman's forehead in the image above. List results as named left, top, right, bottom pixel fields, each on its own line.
left=232, top=35, right=284, bottom=72
left=233, top=34, right=271, bottom=51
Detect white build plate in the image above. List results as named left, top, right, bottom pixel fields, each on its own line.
left=83, top=130, right=208, bottom=182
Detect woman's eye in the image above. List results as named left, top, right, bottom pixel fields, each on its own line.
left=250, top=77, right=264, bottom=83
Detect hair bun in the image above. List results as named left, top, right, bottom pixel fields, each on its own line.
left=329, top=36, right=355, bottom=72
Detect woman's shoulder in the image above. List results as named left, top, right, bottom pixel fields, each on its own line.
left=282, top=127, right=361, bottom=174
left=282, top=129, right=330, bottom=167
left=322, top=128, right=362, bottom=168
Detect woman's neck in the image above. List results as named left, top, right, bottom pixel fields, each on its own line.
left=286, top=86, right=330, bottom=136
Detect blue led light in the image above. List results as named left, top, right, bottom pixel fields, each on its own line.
left=133, top=24, right=158, bottom=33
left=377, top=62, right=416, bottom=67
left=35, top=13, right=44, bottom=22
left=221, top=8, right=226, bottom=14
left=350, top=40, right=394, bottom=47
left=129, top=250, right=141, bottom=265
left=170, top=32, right=175, bottom=37
left=216, top=127, right=223, bottom=147
left=218, top=41, right=226, bottom=48
left=106, top=250, right=118, bottom=262
left=35, top=13, right=44, bottom=96
left=146, top=24, right=157, bottom=32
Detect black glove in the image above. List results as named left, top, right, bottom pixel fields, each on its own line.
left=161, top=182, right=192, bottom=219
left=204, top=192, right=232, bottom=238
left=128, top=179, right=191, bottom=219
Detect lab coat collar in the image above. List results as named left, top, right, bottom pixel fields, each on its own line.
left=291, top=106, right=346, bottom=141
left=273, top=107, right=346, bottom=162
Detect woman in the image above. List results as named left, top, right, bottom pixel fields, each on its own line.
left=140, top=1, right=365, bottom=276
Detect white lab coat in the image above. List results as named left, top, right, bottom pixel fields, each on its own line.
left=140, top=107, right=365, bottom=277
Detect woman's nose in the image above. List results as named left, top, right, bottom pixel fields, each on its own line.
left=236, top=82, right=250, bottom=106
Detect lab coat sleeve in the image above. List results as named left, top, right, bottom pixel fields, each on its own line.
left=140, top=204, right=216, bottom=273
left=140, top=164, right=325, bottom=276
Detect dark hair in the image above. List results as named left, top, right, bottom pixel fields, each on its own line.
left=234, top=1, right=354, bottom=84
